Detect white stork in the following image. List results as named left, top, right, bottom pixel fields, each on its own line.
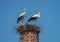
left=17, top=9, right=27, bottom=23
left=28, top=12, right=41, bottom=24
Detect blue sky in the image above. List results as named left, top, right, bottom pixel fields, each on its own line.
left=0, top=0, right=60, bottom=42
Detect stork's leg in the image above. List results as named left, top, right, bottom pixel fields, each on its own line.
left=18, top=20, right=23, bottom=25
left=34, top=20, right=37, bottom=25
left=35, top=21, right=37, bottom=25
left=22, top=20, right=23, bottom=22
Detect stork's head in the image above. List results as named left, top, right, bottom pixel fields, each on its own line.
left=38, top=12, right=41, bottom=14
left=38, top=12, right=42, bottom=17
left=24, top=8, right=27, bottom=12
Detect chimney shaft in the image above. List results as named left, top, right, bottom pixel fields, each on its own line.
left=16, top=24, right=40, bottom=42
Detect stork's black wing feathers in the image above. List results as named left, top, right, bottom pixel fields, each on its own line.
left=28, top=17, right=37, bottom=22
left=17, top=16, right=23, bottom=23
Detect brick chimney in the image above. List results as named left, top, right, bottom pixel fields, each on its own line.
left=16, top=24, right=40, bottom=42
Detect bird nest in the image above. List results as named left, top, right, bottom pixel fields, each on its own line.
left=16, top=24, right=40, bottom=34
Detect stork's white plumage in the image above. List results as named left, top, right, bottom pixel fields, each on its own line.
left=17, top=9, right=26, bottom=23
left=28, top=12, right=41, bottom=23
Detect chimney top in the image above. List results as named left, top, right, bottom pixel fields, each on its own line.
left=16, top=24, right=40, bottom=34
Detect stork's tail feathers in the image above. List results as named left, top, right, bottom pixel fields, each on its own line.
left=17, top=21, right=19, bottom=24
left=28, top=19, right=30, bottom=22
